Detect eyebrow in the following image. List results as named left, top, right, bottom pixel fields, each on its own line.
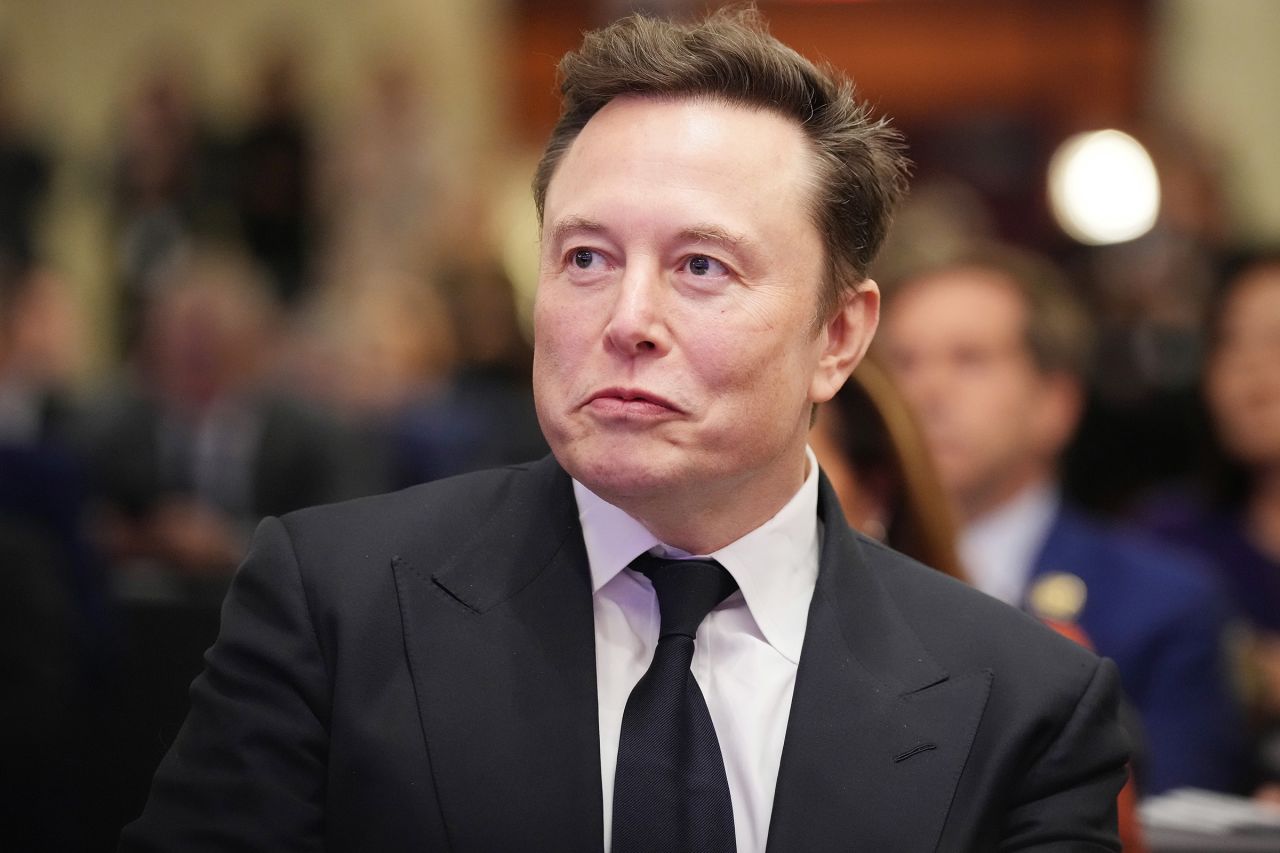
left=544, top=216, right=756, bottom=256
left=677, top=223, right=752, bottom=250
left=545, top=215, right=607, bottom=248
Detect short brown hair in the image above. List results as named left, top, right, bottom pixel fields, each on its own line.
left=891, top=243, right=1095, bottom=378
left=532, top=5, right=910, bottom=322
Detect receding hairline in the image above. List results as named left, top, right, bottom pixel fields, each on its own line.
left=537, top=91, right=827, bottom=230
left=537, top=94, right=833, bottom=315
left=533, top=7, right=910, bottom=322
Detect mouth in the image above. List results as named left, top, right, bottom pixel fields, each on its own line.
left=584, top=387, right=683, bottom=417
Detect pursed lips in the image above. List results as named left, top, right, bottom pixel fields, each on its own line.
left=583, top=387, right=683, bottom=417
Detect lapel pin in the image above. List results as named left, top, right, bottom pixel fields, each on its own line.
left=1028, top=572, right=1088, bottom=623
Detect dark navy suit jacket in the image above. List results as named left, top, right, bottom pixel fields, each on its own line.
left=1031, top=507, right=1245, bottom=795
left=123, top=457, right=1129, bottom=851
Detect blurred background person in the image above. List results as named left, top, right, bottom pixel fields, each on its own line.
left=73, top=246, right=368, bottom=591
left=109, top=55, right=229, bottom=354
left=65, top=245, right=381, bottom=839
left=387, top=260, right=547, bottom=488
left=1137, top=252, right=1280, bottom=790
left=0, top=257, right=85, bottom=446
left=1, top=254, right=109, bottom=852
left=316, top=56, right=451, bottom=286
left=285, top=266, right=456, bottom=419
left=275, top=262, right=458, bottom=491
left=878, top=243, right=1247, bottom=797
left=0, top=49, right=52, bottom=268
left=0, top=254, right=107, bottom=651
left=229, top=40, right=316, bottom=306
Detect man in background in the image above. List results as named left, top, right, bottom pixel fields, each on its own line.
left=881, top=243, right=1245, bottom=795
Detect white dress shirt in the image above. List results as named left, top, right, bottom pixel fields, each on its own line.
left=959, top=481, right=1060, bottom=606
left=575, top=447, right=821, bottom=853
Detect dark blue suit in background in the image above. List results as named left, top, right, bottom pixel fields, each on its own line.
left=1031, top=508, right=1246, bottom=795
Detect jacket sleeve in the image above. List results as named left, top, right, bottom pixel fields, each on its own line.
left=997, top=656, right=1131, bottom=852
left=120, top=516, right=331, bottom=852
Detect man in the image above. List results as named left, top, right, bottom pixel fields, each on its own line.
left=78, top=248, right=376, bottom=583
left=880, top=244, right=1245, bottom=796
left=124, top=10, right=1128, bottom=851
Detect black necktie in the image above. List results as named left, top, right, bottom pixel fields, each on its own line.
left=612, top=554, right=739, bottom=853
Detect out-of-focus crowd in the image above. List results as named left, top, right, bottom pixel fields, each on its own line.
left=1, top=47, right=546, bottom=849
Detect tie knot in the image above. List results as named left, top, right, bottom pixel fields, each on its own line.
left=630, top=554, right=739, bottom=640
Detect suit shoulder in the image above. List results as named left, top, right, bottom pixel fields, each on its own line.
left=859, top=536, right=1101, bottom=674
left=269, top=459, right=559, bottom=580
left=282, top=461, right=543, bottom=538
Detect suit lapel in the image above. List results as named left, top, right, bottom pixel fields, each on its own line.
left=767, top=479, right=992, bottom=852
left=392, top=458, right=603, bottom=852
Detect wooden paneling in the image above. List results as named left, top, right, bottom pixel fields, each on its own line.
left=508, top=0, right=1149, bottom=145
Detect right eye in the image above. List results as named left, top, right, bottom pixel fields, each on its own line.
left=572, top=249, right=602, bottom=269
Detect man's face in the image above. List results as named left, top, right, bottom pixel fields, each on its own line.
left=881, top=269, right=1073, bottom=516
left=533, top=95, right=867, bottom=520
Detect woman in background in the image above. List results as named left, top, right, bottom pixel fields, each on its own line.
left=1139, top=253, right=1280, bottom=792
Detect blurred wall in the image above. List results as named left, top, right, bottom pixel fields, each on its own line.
left=1153, top=0, right=1280, bottom=245
left=0, top=0, right=506, bottom=372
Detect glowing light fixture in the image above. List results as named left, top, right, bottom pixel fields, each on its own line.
left=1048, top=130, right=1160, bottom=245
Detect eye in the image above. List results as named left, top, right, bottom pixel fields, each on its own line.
left=572, top=248, right=602, bottom=270
left=684, top=254, right=728, bottom=277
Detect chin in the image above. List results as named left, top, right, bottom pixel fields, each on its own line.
left=577, top=459, right=676, bottom=501
left=556, top=442, right=686, bottom=503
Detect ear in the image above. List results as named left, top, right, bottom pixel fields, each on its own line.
left=809, top=280, right=881, bottom=404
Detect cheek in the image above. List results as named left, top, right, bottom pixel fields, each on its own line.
left=1206, top=369, right=1246, bottom=424
left=533, top=290, right=583, bottom=362
left=696, top=333, right=809, bottom=412
left=532, top=308, right=577, bottom=405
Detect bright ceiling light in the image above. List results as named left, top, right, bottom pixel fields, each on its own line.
left=1048, top=130, right=1161, bottom=245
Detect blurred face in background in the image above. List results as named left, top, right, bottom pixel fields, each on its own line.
left=0, top=267, right=85, bottom=385
left=142, top=260, right=275, bottom=413
left=881, top=269, right=1077, bottom=520
left=1206, top=263, right=1280, bottom=469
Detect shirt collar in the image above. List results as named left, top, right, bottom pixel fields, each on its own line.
left=959, top=480, right=1060, bottom=606
left=573, top=447, right=821, bottom=664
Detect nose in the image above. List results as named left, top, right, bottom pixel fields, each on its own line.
left=604, top=263, right=668, bottom=357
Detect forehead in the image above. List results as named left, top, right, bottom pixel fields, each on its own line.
left=889, top=267, right=1029, bottom=343
left=1222, top=265, right=1280, bottom=329
left=542, top=94, right=820, bottom=241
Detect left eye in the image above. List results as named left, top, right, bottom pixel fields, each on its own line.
left=572, top=249, right=600, bottom=269
left=685, top=255, right=728, bottom=276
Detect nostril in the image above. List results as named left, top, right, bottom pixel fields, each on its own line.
left=638, top=340, right=657, bottom=351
